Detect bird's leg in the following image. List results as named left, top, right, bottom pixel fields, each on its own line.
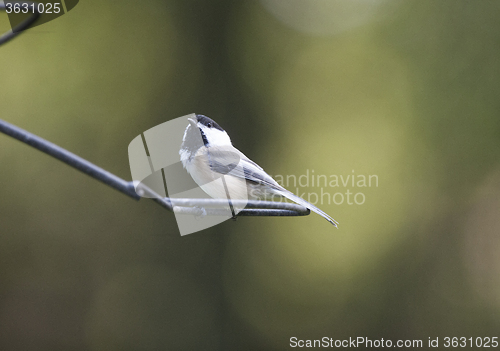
left=220, top=176, right=238, bottom=220
left=194, top=206, right=207, bottom=219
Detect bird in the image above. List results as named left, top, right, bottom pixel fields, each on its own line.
left=179, top=114, right=338, bottom=227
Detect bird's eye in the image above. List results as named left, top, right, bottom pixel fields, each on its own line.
left=207, top=122, right=212, bottom=128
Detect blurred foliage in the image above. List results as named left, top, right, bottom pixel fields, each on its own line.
left=1, top=0, right=500, bottom=350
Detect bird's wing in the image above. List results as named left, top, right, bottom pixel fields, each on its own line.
left=206, top=145, right=338, bottom=226
left=206, top=145, right=283, bottom=190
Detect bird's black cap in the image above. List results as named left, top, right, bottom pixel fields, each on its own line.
left=195, top=114, right=225, bottom=132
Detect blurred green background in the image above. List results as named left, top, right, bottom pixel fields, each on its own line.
left=1, top=0, right=500, bottom=350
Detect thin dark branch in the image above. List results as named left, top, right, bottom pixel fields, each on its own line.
left=0, top=118, right=141, bottom=200
left=0, top=119, right=310, bottom=218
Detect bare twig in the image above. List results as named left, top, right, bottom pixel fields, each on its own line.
left=0, top=119, right=141, bottom=200
left=0, top=119, right=310, bottom=218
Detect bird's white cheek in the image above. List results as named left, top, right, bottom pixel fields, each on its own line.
left=203, top=128, right=232, bottom=146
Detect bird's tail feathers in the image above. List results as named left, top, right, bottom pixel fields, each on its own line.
left=277, top=190, right=339, bottom=227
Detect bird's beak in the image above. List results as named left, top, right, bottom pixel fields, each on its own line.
left=187, top=117, right=198, bottom=128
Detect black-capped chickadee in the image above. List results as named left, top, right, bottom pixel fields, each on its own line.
left=180, top=114, right=338, bottom=227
